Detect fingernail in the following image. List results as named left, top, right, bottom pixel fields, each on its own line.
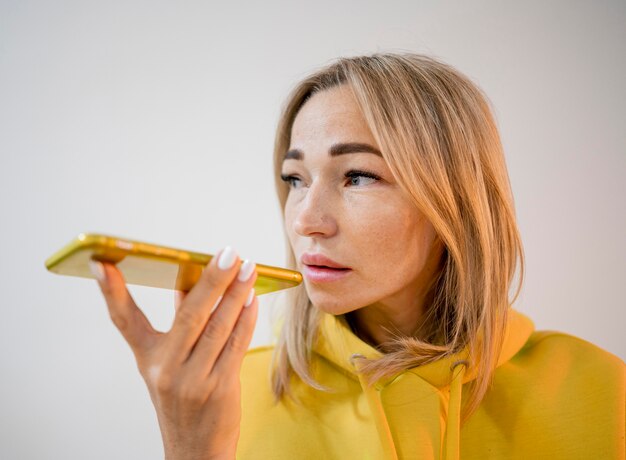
left=238, top=260, right=256, bottom=282
left=89, top=260, right=105, bottom=282
left=244, top=288, right=255, bottom=308
left=217, top=246, right=237, bottom=270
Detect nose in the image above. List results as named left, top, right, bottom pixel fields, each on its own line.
left=292, top=181, right=338, bottom=238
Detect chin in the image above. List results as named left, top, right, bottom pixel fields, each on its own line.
left=306, top=286, right=364, bottom=316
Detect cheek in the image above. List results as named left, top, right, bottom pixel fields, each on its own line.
left=283, top=198, right=297, bottom=238
left=284, top=205, right=293, bottom=235
left=347, top=199, right=434, bottom=288
left=345, top=198, right=420, bottom=257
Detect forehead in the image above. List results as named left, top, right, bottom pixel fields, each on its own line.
left=289, top=85, right=377, bottom=147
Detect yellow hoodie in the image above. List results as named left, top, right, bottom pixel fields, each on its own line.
left=238, top=310, right=625, bottom=459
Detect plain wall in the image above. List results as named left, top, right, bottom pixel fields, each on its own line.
left=1, top=1, right=624, bottom=458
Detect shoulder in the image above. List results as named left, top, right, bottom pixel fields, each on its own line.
left=466, top=331, right=624, bottom=456
left=501, top=329, right=625, bottom=405
left=517, top=330, right=624, bottom=377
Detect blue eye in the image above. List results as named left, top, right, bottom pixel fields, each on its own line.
left=280, top=174, right=303, bottom=189
left=345, top=170, right=380, bottom=186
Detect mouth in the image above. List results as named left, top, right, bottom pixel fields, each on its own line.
left=305, top=264, right=350, bottom=271
left=302, top=264, right=352, bottom=282
left=300, top=252, right=352, bottom=282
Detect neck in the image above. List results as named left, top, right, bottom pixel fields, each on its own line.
left=346, top=290, right=430, bottom=348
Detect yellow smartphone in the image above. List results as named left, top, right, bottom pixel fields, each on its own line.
left=45, top=233, right=302, bottom=295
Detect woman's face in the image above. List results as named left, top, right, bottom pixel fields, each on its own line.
left=282, top=85, right=442, bottom=317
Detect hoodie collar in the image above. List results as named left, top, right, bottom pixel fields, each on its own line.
left=314, top=308, right=534, bottom=389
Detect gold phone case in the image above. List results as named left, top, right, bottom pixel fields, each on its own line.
left=45, top=233, right=302, bottom=295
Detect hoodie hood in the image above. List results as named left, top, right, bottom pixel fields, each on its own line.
left=313, top=308, right=535, bottom=460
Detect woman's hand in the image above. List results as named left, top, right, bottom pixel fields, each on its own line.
left=89, top=247, right=258, bottom=460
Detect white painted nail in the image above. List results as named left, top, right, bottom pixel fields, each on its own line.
left=237, top=260, right=256, bottom=282
left=217, top=246, right=237, bottom=270
left=244, top=288, right=255, bottom=308
left=89, top=260, right=105, bottom=282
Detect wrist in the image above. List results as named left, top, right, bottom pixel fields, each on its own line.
left=163, top=443, right=236, bottom=460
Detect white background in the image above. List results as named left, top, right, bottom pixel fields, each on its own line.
left=1, top=1, right=624, bottom=458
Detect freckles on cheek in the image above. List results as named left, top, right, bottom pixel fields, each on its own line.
left=348, top=217, right=400, bottom=264
left=359, top=209, right=424, bottom=265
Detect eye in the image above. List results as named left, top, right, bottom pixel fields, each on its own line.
left=280, top=174, right=304, bottom=189
left=345, top=170, right=381, bottom=187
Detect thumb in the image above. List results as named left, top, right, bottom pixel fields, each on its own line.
left=89, top=260, right=158, bottom=357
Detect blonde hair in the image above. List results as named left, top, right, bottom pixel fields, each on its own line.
left=271, top=53, right=525, bottom=419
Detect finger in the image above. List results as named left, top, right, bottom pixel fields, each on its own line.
left=164, top=246, right=241, bottom=362
left=174, top=290, right=188, bottom=311
left=184, top=261, right=257, bottom=377
left=89, top=260, right=158, bottom=357
left=211, top=293, right=258, bottom=378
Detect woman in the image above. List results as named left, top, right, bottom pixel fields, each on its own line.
left=89, top=53, right=624, bottom=459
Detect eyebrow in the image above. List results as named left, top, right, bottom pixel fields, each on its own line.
left=283, top=142, right=383, bottom=161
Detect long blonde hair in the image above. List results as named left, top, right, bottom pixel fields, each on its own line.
left=271, top=53, right=525, bottom=419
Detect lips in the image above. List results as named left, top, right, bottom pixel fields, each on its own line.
left=301, top=253, right=349, bottom=269
left=300, top=253, right=352, bottom=283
